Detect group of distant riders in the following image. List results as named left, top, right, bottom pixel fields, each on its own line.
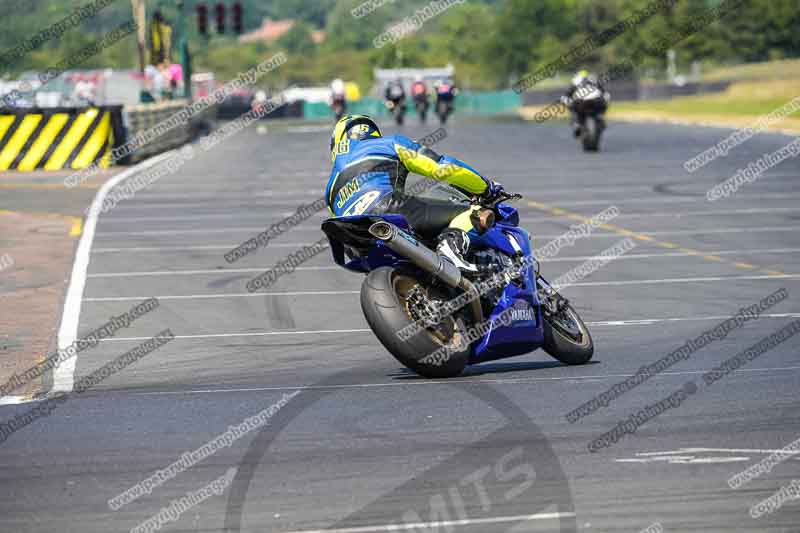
left=330, top=77, right=459, bottom=126
left=329, top=70, right=609, bottom=150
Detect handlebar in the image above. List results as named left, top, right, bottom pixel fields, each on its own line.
left=480, top=190, right=523, bottom=209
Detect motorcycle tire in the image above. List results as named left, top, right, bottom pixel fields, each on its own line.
left=582, top=117, right=599, bottom=152
left=436, top=102, right=449, bottom=124
left=542, top=302, right=594, bottom=365
left=361, top=267, right=469, bottom=378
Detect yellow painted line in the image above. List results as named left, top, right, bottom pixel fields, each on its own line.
left=18, top=113, right=69, bottom=171
left=68, top=217, right=82, bottom=236
left=0, top=209, right=83, bottom=236
left=0, top=114, right=42, bottom=170
left=525, top=199, right=788, bottom=278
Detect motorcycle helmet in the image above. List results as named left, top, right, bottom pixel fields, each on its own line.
left=572, top=69, right=590, bottom=86
left=330, top=114, right=382, bottom=161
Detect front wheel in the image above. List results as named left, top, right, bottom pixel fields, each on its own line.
left=540, top=289, right=594, bottom=365
left=436, top=102, right=450, bottom=124
left=361, top=267, right=469, bottom=378
left=581, top=115, right=602, bottom=152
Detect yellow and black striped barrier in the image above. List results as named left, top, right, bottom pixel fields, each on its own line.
left=0, top=106, right=125, bottom=171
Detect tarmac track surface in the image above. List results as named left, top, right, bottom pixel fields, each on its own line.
left=1, top=117, right=799, bottom=533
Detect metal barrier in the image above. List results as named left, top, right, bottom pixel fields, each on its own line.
left=0, top=99, right=221, bottom=171
left=123, top=100, right=192, bottom=163
left=0, top=106, right=124, bottom=171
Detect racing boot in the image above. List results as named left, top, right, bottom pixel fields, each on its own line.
left=436, top=228, right=478, bottom=273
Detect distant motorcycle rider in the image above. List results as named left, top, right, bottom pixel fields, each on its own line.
left=384, top=79, right=407, bottom=124
left=435, top=79, right=457, bottom=103
left=434, top=79, right=457, bottom=123
left=411, top=78, right=428, bottom=100
left=326, top=114, right=505, bottom=272
left=561, top=70, right=610, bottom=137
left=330, top=78, right=347, bottom=120
left=384, top=79, right=406, bottom=106
left=411, top=77, right=429, bottom=122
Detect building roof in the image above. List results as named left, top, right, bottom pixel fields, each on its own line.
left=238, top=18, right=325, bottom=44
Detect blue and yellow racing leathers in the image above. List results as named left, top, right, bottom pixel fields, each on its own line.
left=325, top=134, right=490, bottom=235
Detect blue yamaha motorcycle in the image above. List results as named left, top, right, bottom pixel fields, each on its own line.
left=321, top=181, right=594, bottom=378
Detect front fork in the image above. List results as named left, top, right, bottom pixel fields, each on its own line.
left=537, top=275, right=570, bottom=316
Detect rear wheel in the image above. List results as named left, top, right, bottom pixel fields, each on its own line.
left=361, top=267, right=469, bottom=378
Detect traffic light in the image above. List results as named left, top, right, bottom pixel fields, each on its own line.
left=232, top=2, right=243, bottom=34
left=196, top=4, right=208, bottom=36
left=214, top=3, right=225, bottom=34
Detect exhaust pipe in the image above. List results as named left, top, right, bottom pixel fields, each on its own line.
left=369, top=221, right=461, bottom=286
left=369, top=221, right=484, bottom=324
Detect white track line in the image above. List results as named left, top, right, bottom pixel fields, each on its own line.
left=83, top=193, right=800, bottom=213
left=94, top=206, right=800, bottom=225
left=92, top=224, right=800, bottom=238
left=89, top=226, right=800, bottom=253
left=89, top=266, right=337, bottom=277
left=85, top=248, right=800, bottom=278
left=541, top=193, right=800, bottom=207
left=50, top=151, right=177, bottom=393
left=636, top=447, right=800, bottom=456
left=95, top=225, right=308, bottom=236
left=0, top=396, right=29, bottom=405
left=95, top=191, right=800, bottom=211
left=81, top=274, right=800, bottom=302
left=93, top=314, right=800, bottom=342
left=11, top=366, right=798, bottom=406
left=94, top=244, right=235, bottom=253
left=560, top=273, right=800, bottom=288
left=126, top=366, right=800, bottom=397
left=84, top=290, right=354, bottom=301
left=277, top=512, right=574, bottom=533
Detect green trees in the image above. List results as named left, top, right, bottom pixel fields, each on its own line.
left=1, top=0, right=797, bottom=90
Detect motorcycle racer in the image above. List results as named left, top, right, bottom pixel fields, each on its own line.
left=561, top=70, right=610, bottom=137
left=325, top=114, right=504, bottom=272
